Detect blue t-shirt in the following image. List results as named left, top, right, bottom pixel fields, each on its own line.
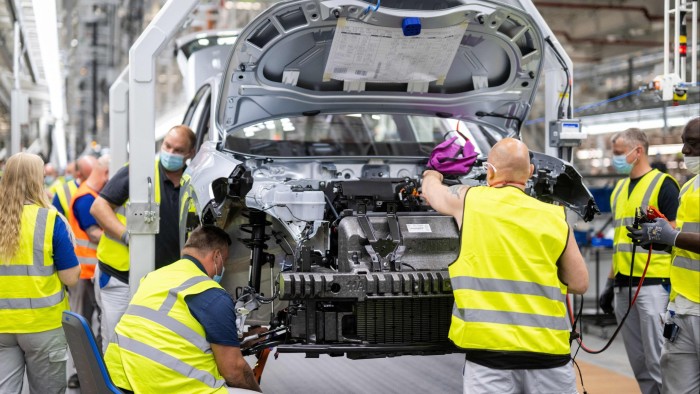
left=182, top=255, right=240, bottom=347
left=73, top=194, right=98, bottom=231
left=52, top=194, right=64, bottom=216
left=53, top=216, right=80, bottom=271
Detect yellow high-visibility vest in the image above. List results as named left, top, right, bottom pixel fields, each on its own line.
left=96, top=161, right=161, bottom=272
left=670, top=176, right=700, bottom=303
left=0, top=205, right=69, bottom=333
left=54, top=179, right=79, bottom=222
left=448, top=186, right=570, bottom=356
left=104, top=259, right=227, bottom=393
left=610, top=169, right=678, bottom=278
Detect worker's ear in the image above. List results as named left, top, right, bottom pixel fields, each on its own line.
left=528, top=163, right=534, bottom=178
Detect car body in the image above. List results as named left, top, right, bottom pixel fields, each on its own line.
left=179, top=0, right=599, bottom=359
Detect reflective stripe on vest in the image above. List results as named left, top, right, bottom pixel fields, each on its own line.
left=671, top=176, right=700, bottom=303
left=0, top=205, right=69, bottom=333
left=69, top=182, right=100, bottom=279
left=448, top=186, right=570, bottom=356
left=104, top=259, right=226, bottom=393
left=610, top=169, right=678, bottom=278
left=96, top=161, right=161, bottom=272
left=56, top=180, right=79, bottom=222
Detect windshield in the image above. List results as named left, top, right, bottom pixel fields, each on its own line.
left=224, top=114, right=502, bottom=157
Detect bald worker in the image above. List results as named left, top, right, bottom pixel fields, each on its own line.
left=422, top=138, right=588, bottom=394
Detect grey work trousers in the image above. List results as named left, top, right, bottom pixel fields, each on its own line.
left=614, top=284, right=668, bottom=394
left=661, top=313, right=700, bottom=394
left=0, top=328, right=68, bottom=394
left=94, top=265, right=130, bottom=353
left=462, top=359, right=577, bottom=394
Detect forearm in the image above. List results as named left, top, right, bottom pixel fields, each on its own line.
left=225, top=361, right=262, bottom=392
left=90, top=198, right=126, bottom=240
left=675, top=232, right=700, bottom=254
left=85, top=225, right=104, bottom=244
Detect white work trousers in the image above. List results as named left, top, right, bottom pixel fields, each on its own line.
left=0, top=328, right=68, bottom=394
left=462, top=359, right=577, bottom=394
left=94, top=265, right=130, bottom=353
left=660, top=313, right=700, bottom=394
left=614, top=284, right=667, bottom=394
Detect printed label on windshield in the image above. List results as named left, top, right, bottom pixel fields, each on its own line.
left=406, top=223, right=432, bottom=233
left=323, top=18, right=468, bottom=85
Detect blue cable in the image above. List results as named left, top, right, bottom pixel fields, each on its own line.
left=524, top=88, right=645, bottom=125
left=365, top=0, right=380, bottom=14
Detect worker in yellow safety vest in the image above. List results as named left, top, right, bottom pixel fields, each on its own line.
left=53, top=157, right=96, bottom=223
left=0, top=152, right=80, bottom=393
left=627, top=118, right=700, bottom=394
left=104, top=225, right=262, bottom=393
left=421, top=138, right=588, bottom=393
left=90, top=125, right=196, bottom=352
left=598, top=127, right=680, bottom=394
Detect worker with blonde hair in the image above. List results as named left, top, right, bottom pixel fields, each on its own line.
left=0, top=152, right=80, bottom=393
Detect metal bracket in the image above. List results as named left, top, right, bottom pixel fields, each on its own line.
left=126, top=176, right=160, bottom=234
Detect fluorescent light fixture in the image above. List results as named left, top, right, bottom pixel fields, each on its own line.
left=580, top=104, right=700, bottom=135
left=32, top=0, right=64, bottom=120
left=648, top=144, right=683, bottom=155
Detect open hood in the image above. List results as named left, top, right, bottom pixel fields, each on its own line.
left=219, top=0, right=553, bottom=135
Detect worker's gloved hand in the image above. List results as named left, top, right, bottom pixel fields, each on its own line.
left=626, top=218, right=679, bottom=247
left=598, top=278, right=615, bottom=315
left=120, top=230, right=130, bottom=246
left=427, top=133, right=478, bottom=175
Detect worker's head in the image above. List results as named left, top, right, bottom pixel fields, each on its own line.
left=484, top=138, right=533, bottom=188
left=44, top=163, right=58, bottom=185
left=681, top=117, right=700, bottom=175
left=182, top=225, right=232, bottom=283
left=2, top=153, right=51, bottom=208
left=610, top=128, right=649, bottom=174
left=76, top=155, right=97, bottom=183
left=64, top=161, right=76, bottom=181
left=159, top=125, right=196, bottom=172
left=87, top=154, right=111, bottom=190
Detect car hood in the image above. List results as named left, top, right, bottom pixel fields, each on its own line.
left=218, top=0, right=553, bottom=134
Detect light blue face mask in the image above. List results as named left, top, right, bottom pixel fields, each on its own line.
left=213, top=253, right=225, bottom=284
left=612, top=148, right=637, bottom=174
left=160, top=151, right=185, bottom=171
left=44, top=176, right=56, bottom=186
left=64, top=175, right=75, bottom=182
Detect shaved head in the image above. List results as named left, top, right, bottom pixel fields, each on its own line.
left=487, top=138, right=533, bottom=185
left=76, top=155, right=97, bottom=182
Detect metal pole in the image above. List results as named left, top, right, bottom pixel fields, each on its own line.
left=665, top=0, right=670, bottom=76
left=692, top=0, right=698, bottom=84
left=127, top=0, right=199, bottom=295
left=10, top=22, right=21, bottom=155
left=109, top=67, right=128, bottom=176
left=675, top=0, right=681, bottom=76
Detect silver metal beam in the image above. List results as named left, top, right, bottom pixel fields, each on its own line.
left=127, top=0, right=198, bottom=295
left=109, top=67, right=128, bottom=177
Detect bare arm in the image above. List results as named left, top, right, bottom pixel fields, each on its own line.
left=90, top=196, right=126, bottom=241
left=57, top=266, right=80, bottom=287
left=675, top=232, right=700, bottom=254
left=421, top=170, right=469, bottom=228
left=211, top=344, right=262, bottom=392
left=557, top=229, right=589, bottom=294
left=85, top=225, right=103, bottom=244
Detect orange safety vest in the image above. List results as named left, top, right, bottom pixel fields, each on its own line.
left=69, top=182, right=100, bottom=279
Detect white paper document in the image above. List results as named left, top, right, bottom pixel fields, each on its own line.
left=323, top=18, right=468, bottom=85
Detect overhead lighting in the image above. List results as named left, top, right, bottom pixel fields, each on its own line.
left=581, top=104, right=699, bottom=135
left=32, top=0, right=64, bottom=120
left=648, top=144, right=683, bottom=155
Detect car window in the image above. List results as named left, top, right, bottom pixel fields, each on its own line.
left=225, top=113, right=496, bottom=157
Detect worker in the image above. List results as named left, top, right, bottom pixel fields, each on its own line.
left=66, top=154, right=110, bottom=389
left=627, top=117, right=700, bottom=394
left=598, top=127, right=680, bottom=394
left=421, top=138, right=588, bottom=393
left=53, top=156, right=96, bottom=222
left=90, top=125, right=196, bottom=351
left=104, top=225, right=262, bottom=393
left=44, top=162, right=60, bottom=198
left=0, top=152, right=81, bottom=393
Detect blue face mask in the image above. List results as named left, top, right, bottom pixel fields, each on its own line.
left=612, top=148, right=637, bottom=174
left=44, top=176, right=56, bottom=186
left=64, top=175, right=74, bottom=182
left=160, top=151, right=185, bottom=171
left=213, top=253, right=225, bottom=284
